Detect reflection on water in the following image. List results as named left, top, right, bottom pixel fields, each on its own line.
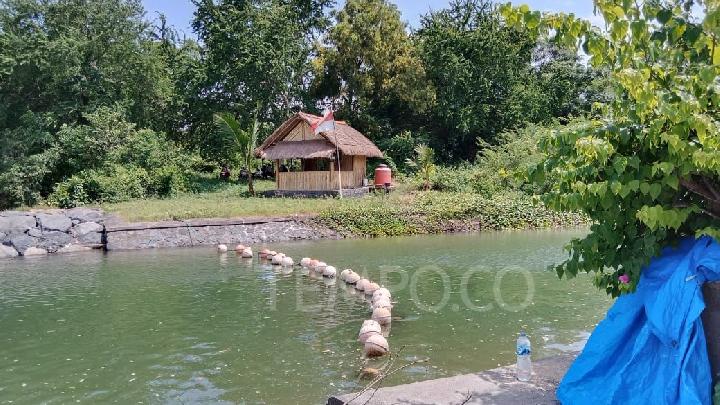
left=0, top=229, right=611, bottom=404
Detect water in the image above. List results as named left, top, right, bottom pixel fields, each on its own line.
left=0, top=229, right=611, bottom=404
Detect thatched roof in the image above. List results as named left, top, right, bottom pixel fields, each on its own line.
left=256, top=112, right=383, bottom=159
left=261, top=140, right=335, bottom=160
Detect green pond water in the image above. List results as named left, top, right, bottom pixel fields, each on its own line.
left=0, top=229, right=612, bottom=404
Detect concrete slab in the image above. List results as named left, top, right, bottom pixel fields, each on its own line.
left=328, top=355, right=573, bottom=405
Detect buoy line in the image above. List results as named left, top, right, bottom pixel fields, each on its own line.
left=218, top=244, right=394, bottom=358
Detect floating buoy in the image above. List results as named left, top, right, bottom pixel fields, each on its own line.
left=364, top=334, right=389, bottom=357
left=364, top=282, right=380, bottom=295
left=271, top=254, right=285, bottom=265
left=323, top=265, right=337, bottom=278
left=217, top=244, right=228, bottom=253
left=345, top=271, right=361, bottom=284
left=282, top=256, right=294, bottom=267
left=372, top=297, right=393, bottom=311
left=235, top=244, right=246, bottom=252
left=372, top=307, right=392, bottom=326
left=358, top=320, right=382, bottom=343
left=355, top=278, right=369, bottom=291
left=372, top=288, right=391, bottom=302
left=340, top=269, right=352, bottom=281
left=301, top=258, right=311, bottom=267
left=241, top=248, right=253, bottom=258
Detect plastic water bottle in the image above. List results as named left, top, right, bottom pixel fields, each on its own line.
left=516, top=331, right=532, bottom=381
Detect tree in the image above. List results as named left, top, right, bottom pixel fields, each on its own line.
left=0, top=0, right=179, bottom=208
left=213, top=110, right=260, bottom=195
left=502, top=0, right=720, bottom=296
left=415, top=0, right=536, bottom=161
left=406, top=145, right=437, bottom=191
left=192, top=0, right=331, bottom=162
left=0, top=0, right=172, bottom=130
left=529, top=41, right=611, bottom=121
left=311, top=0, right=434, bottom=143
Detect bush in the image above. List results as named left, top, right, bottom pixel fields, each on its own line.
left=47, top=109, right=200, bottom=208
left=317, top=192, right=586, bottom=237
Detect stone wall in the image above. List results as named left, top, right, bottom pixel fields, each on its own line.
left=104, top=216, right=340, bottom=251
left=0, top=208, right=105, bottom=258
left=0, top=209, right=340, bottom=258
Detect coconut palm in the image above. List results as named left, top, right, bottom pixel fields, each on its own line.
left=406, top=144, right=436, bottom=191
left=213, top=110, right=260, bottom=195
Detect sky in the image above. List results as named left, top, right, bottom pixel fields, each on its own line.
left=140, top=0, right=597, bottom=39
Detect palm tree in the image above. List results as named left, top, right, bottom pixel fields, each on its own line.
left=214, top=110, right=260, bottom=195
left=406, top=144, right=436, bottom=191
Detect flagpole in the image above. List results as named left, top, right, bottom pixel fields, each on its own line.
left=332, top=115, right=343, bottom=199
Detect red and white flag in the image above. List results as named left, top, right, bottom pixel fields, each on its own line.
left=311, top=110, right=335, bottom=135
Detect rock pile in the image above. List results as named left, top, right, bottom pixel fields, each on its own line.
left=0, top=208, right=106, bottom=258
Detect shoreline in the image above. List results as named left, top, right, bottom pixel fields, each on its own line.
left=328, top=355, right=574, bottom=404
left=0, top=207, right=585, bottom=258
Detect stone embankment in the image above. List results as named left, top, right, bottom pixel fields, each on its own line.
left=0, top=209, right=339, bottom=258
left=0, top=208, right=105, bottom=258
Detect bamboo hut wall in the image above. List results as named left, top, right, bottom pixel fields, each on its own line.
left=276, top=155, right=366, bottom=190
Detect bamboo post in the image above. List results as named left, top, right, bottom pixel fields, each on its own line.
left=274, top=160, right=279, bottom=189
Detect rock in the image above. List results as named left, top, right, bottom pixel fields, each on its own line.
left=0, top=232, right=5, bottom=240
left=0, top=211, right=30, bottom=217
left=36, top=213, right=72, bottom=232
left=0, top=215, right=36, bottom=234
left=28, top=228, right=42, bottom=237
left=65, top=208, right=104, bottom=223
left=8, top=234, right=39, bottom=254
left=38, top=232, right=74, bottom=253
left=71, top=219, right=80, bottom=226
left=73, top=222, right=103, bottom=245
left=0, top=244, right=18, bottom=258
left=57, top=244, right=93, bottom=254
left=23, top=247, right=47, bottom=256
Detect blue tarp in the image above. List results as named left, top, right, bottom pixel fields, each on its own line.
left=557, top=236, right=720, bottom=405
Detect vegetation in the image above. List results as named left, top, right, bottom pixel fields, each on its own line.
left=503, top=0, right=720, bottom=296
left=405, top=145, right=436, bottom=191
left=213, top=112, right=260, bottom=195
left=317, top=191, right=586, bottom=237
left=0, top=0, right=607, bottom=210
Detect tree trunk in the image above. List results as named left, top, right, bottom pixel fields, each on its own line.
left=703, top=282, right=720, bottom=383
left=247, top=171, right=254, bottom=196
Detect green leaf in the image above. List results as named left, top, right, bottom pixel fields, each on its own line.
left=656, top=9, right=672, bottom=24
left=649, top=183, right=662, bottom=200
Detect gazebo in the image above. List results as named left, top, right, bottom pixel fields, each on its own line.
left=256, top=112, right=383, bottom=195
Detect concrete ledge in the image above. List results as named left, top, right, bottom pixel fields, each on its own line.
left=328, top=355, right=572, bottom=405
left=103, top=215, right=340, bottom=251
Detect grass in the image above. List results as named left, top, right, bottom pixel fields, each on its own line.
left=93, top=174, right=586, bottom=237
left=101, top=177, right=414, bottom=222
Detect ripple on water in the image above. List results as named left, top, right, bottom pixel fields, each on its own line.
left=0, top=230, right=610, bottom=403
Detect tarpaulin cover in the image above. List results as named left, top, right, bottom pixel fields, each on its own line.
left=557, top=236, right=720, bottom=405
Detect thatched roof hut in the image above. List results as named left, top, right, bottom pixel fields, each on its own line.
left=257, top=112, right=382, bottom=159
left=256, top=112, right=383, bottom=194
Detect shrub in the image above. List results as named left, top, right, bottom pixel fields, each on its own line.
left=317, top=192, right=586, bottom=237
left=48, top=110, right=200, bottom=207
